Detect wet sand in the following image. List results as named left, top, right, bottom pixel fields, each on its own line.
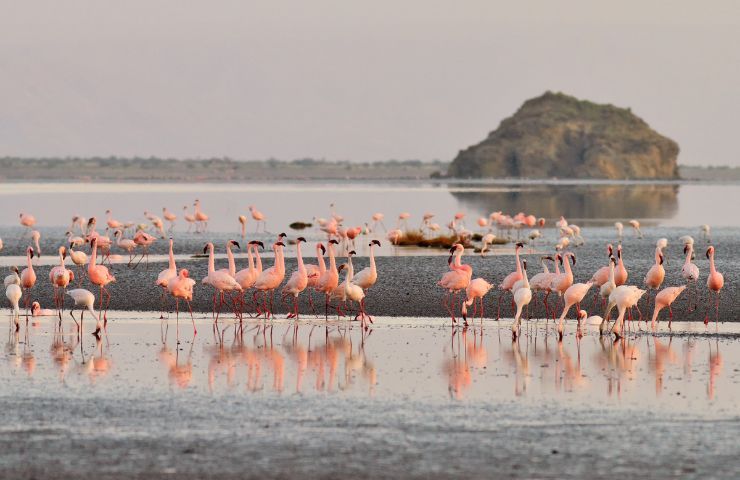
left=1, top=315, right=739, bottom=479
left=4, top=226, right=737, bottom=323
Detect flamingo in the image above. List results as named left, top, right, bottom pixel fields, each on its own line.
left=316, top=239, right=340, bottom=318
left=67, top=289, right=102, bottom=337
left=681, top=243, right=700, bottom=311
left=5, top=283, right=21, bottom=330
left=249, top=205, right=266, bottom=233
left=162, top=207, right=177, bottom=232
left=387, top=229, right=403, bottom=245
left=30, top=230, right=41, bottom=257
left=480, top=233, right=497, bottom=256
left=614, top=245, right=628, bottom=286
left=629, top=219, right=643, bottom=238
left=282, top=237, right=309, bottom=319
left=577, top=309, right=603, bottom=326
left=304, top=242, right=326, bottom=314
left=31, top=302, right=55, bottom=317
left=202, top=242, right=243, bottom=322
left=167, top=269, right=197, bottom=336
left=511, top=260, right=532, bottom=339
left=351, top=240, right=381, bottom=292
left=600, top=285, right=646, bottom=336
left=235, top=241, right=265, bottom=312
left=705, top=246, right=724, bottom=326
left=217, top=240, right=241, bottom=279
left=343, top=250, right=372, bottom=328
left=20, top=247, right=36, bottom=317
left=556, top=281, right=593, bottom=340
left=589, top=244, right=614, bottom=291
left=238, top=215, right=248, bottom=239
left=193, top=199, right=209, bottom=233
left=643, top=246, right=665, bottom=308
left=87, top=238, right=116, bottom=325
left=183, top=206, right=197, bottom=232
left=253, top=238, right=287, bottom=318
left=609, top=287, right=647, bottom=338
left=700, top=224, right=711, bottom=243
left=106, top=210, right=123, bottom=230
left=19, top=213, right=36, bottom=237
left=49, top=246, right=74, bottom=316
left=651, top=285, right=686, bottom=329
left=498, top=242, right=524, bottom=319
left=598, top=257, right=617, bottom=309
left=529, top=256, right=556, bottom=318
left=4, top=267, right=20, bottom=287
left=66, top=231, right=85, bottom=247
left=550, top=252, right=576, bottom=306
left=438, top=244, right=472, bottom=323
left=156, top=238, right=178, bottom=318
left=461, top=278, right=494, bottom=324
left=133, top=229, right=157, bottom=268
left=68, top=245, right=88, bottom=284
left=113, top=230, right=137, bottom=266
left=371, top=213, right=386, bottom=232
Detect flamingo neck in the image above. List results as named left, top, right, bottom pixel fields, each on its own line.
left=254, top=247, right=263, bottom=273
left=89, top=243, right=98, bottom=272
left=316, top=246, right=326, bottom=274
left=168, top=240, right=176, bottom=271
left=564, top=255, right=572, bottom=277
left=296, top=242, right=305, bottom=274
left=247, top=245, right=255, bottom=273
left=328, top=245, right=337, bottom=273
left=369, top=245, right=377, bottom=274
left=207, top=244, right=215, bottom=274
left=347, top=256, right=354, bottom=283
left=684, top=246, right=692, bottom=265
left=226, top=243, right=236, bottom=276
left=709, top=251, right=717, bottom=274
left=654, top=247, right=661, bottom=265
left=277, top=245, right=285, bottom=275
left=515, top=248, right=522, bottom=274
left=608, top=261, right=615, bottom=285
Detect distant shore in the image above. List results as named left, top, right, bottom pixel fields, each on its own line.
left=1, top=157, right=737, bottom=183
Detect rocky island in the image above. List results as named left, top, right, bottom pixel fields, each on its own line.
left=447, top=92, right=680, bottom=179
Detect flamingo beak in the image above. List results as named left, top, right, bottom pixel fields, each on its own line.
left=203, top=245, right=208, bottom=254
left=683, top=245, right=688, bottom=255
left=349, top=250, right=356, bottom=256
left=257, top=241, right=264, bottom=249
left=298, top=237, right=306, bottom=242
left=320, top=244, right=326, bottom=255
left=659, top=254, right=664, bottom=265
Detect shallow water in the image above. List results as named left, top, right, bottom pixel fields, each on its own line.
left=2, top=180, right=740, bottom=233
left=2, top=315, right=740, bottom=478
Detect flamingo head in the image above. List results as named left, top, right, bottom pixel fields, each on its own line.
left=659, top=253, right=664, bottom=265
left=230, top=240, right=241, bottom=249
left=370, top=240, right=381, bottom=247
left=297, top=237, right=306, bottom=243
left=607, top=244, right=613, bottom=256
left=27, top=247, right=34, bottom=259
left=706, top=246, right=714, bottom=258
left=543, top=255, right=555, bottom=262
left=180, top=269, right=190, bottom=278
left=522, top=259, right=527, bottom=271
left=617, top=245, right=622, bottom=258
left=329, top=239, right=339, bottom=245
left=276, top=242, right=285, bottom=247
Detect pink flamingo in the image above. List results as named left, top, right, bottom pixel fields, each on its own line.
left=589, top=244, right=614, bottom=302
left=609, top=286, right=646, bottom=338
left=168, top=269, right=197, bottom=337
left=162, top=207, right=177, bottom=232
left=643, top=246, right=665, bottom=309
left=202, top=242, right=243, bottom=322
left=19, top=213, right=36, bottom=238
left=253, top=239, right=287, bottom=318
left=438, top=244, right=472, bottom=323
left=282, top=237, right=309, bottom=319
left=461, top=278, right=494, bottom=324
left=20, top=247, right=37, bottom=317
left=88, top=238, right=116, bottom=332
left=235, top=241, right=264, bottom=303
left=511, top=260, right=532, bottom=339
left=550, top=252, right=576, bottom=312
left=49, top=246, right=74, bottom=317
left=217, top=240, right=241, bottom=279
left=351, top=240, right=381, bottom=292
left=651, top=285, right=686, bottom=329
left=316, top=239, right=340, bottom=318
left=304, top=242, right=326, bottom=314
left=238, top=215, right=248, bottom=239
left=498, top=242, right=524, bottom=319
left=133, top=229, right=157, bottom=268
left=249, top=205, right=266, bottom=233
left=183, top=206, right=196, bottom=232
left=528, top=256, right=556, bottom=318
left=156, top=238, right=178, bottom=318
left=705, top=246, right=724, bottom=326
left=193, top=199, right=209, bottom=233
left=556, top=281, right=593, bottom=340
left=113, top=230, right=137, bottom=266
left=681, top=243, right=700, bottom=311
left=105, top=210, right=123, bottom=230
left=614, top=245, right=628, bottom=286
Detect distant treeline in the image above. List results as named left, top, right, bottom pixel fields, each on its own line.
left=0, top=156, right=449, bottom=181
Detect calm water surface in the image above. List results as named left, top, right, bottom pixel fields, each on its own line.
left=1, top=181, right=739, bottom=232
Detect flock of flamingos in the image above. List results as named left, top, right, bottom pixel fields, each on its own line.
left=2, top=200, right=726, bottom=342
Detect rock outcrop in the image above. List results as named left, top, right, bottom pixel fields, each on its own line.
left=447, top=92, right=680, bottom=179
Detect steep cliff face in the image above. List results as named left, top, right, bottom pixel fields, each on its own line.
left=447, top=92, right=680, bottom=179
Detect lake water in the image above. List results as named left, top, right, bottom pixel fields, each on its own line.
left=1, top=180, right=739, bottom=234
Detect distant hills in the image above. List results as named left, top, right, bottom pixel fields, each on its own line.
left=447, top=92, right=680, bottom=180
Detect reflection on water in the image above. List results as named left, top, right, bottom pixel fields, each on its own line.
left=452, top=184, right=679, bottom=226
left=1, top=316, right=737, bottom=412
left=1, top=181, right=738, bottom=232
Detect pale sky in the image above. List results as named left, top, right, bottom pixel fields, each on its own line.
left=1, top=1, right=739, bottom=165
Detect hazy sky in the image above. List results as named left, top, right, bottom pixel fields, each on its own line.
left=2, top=1, right=739, bottom=165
